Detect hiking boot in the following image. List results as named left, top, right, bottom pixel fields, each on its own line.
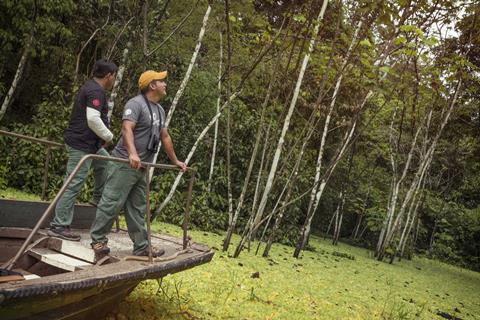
left=134, top=247, right=165, bottom=258
left=91, top=242, right=110, bottom=255
left=47, top=226, right=81, bottom=241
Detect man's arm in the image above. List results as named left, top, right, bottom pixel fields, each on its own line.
left=86, top=108, right=113, bottom=143
left=122, top=120, right=141, bottom=169
left=160, top=128, right=187, bottom=172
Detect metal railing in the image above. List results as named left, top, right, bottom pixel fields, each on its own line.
left=0, top=130, right=195, bottom=268
left=0, top=130, right=63, bottom=200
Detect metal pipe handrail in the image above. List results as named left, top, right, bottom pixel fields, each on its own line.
left=0, top=129, right=63, bottom=148
left=5, top=154, right=194, bottom=270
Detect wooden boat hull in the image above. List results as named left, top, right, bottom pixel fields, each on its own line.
left=0, top=199, right=214, bottom=320
left=1, top=281, right=137, bottom=320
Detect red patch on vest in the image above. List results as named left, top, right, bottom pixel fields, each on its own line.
left=92, top=99, right=101, bottom=107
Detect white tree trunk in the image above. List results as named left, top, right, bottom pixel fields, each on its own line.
left=291, top=20, right=363, bottom=256
left=208, top=31, right=223, bottom=191
left=294, top=120, right=358, bottom=256
left=149, top=4, right=211, bottom=178
left=399, top=189, right=424, bottom=259
left=108, top=42, right=131, bottom=120
left=222, top=77, right=273, bottom=251
left=376, top=107, right=427, bottom=254
left=396, top=178, right=425, bottom=260
left=378, top=79, right=462, bottom=260
left=251, top=122, right=271, bottom=220
left=249, top=0, right=329, bottom=237
left=156, top=92, right=239, bottom=213
left=0, top=32, right=33, bottom=122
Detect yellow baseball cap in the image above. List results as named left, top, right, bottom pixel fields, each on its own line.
left=138, top=70, right=168, bottom=90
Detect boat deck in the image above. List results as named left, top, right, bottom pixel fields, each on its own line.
left=74, top=227, right=206, bottom=258
left=0, top=196, right=214, bottom=320
left=0, top=226, right=213, bottom=320
left=1, top=227, right=212, bottom=286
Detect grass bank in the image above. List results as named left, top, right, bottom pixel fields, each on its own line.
left=111, top=222, right=480, bottom=320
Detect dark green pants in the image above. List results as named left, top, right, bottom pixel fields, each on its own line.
left=90, top=161, right=149, bottom=255
left=51, top=146, right=109, bottom=227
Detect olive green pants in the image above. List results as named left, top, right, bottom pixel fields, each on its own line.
left=51, top=146, right=109, bottom=227
left=90, top=161, right=149, bottom=255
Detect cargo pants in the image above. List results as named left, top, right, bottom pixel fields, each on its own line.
left=90, top=161, right=149, bottom=255
left=51, top=146, right=109, bottom=227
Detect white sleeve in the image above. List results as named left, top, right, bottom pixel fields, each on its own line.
left=86, top=107, right=113, bottom=142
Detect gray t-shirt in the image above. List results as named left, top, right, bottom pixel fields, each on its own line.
left=112, top=95, right=166, bottom=162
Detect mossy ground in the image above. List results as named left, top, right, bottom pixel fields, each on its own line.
left=109, top=222, right=480, bottom=320
left=0, top=187, right=41, bottom=201
left=1, top=189, right=478, bottom=319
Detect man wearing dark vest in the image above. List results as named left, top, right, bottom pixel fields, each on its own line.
left=90, top=69, right=186, bottom=257
left=49, top=59, right=117, bottom=241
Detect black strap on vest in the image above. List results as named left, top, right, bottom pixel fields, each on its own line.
left=142, top=95, right=161, bottom=154
left=142, top=95, right=155, bottom=128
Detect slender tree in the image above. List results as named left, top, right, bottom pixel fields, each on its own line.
left=149, top=3, right=212, bottom=179
left=233, top=0, right=329, bottom=258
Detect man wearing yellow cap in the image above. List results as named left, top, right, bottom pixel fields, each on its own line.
left=90, top=70, right=186, bottom=257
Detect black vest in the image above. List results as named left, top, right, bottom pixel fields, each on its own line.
left=64, top=80, right=109, bottom=153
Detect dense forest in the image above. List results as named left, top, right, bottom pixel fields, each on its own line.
left=0, top=0, right=479, bottom=271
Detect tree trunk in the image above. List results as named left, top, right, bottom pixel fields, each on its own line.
left=232, top=121, right=271, bottom=258
left=262, top=20, right=342, bottom=256
left=262, top=125, right=314, bottom=256
left=0, top=32, right=34, bottom=122
left=293, top=19, right=364, bottom=257
left=376, top=106, right=426, bottom=256
left=398, top=189, right=425, bottom=260
left=208, top=31, right=223, bottom=191
left=153, top=13, right=288, bottom=218
left=232, top=0, right=329, bottom=258
left=155, top=92, right=238, bottom=214
left=294, top=115, right=359, bottom=257
left=377, top=79, right=462, bottom=261
left=149, top=3, right=212, bottom=179
left=429, top=219, right=437, bottom=252
left=352, top=213, right=363, bottom=240
left=73, top=4, right=112, bottom=85
left=164, top=3, right=211, bottom=127
left=333, top=209, right=344, bottom=246
left=331, top=190, right=345, bottom=245
left=108, top=42, right=131, bottom=120
left=224, top=0, right=234, bottom=237
left=376, top=102, right=430, bottom=257
left=222, top=74, right=273, bottom=251
left=390, top=176, right=425, bottom=263
left=333, top=151, right=353, bottom=246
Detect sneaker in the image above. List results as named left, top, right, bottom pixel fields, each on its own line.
left=134, top=247, right=165, bottom=258
left=91, top=242, right=110, bottom=255
left=47, top=226, right=81, bottom=241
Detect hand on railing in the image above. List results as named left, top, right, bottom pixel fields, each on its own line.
left=174, top=160, right=187, bottom=172
left=128, top=154, right=142, bottom=170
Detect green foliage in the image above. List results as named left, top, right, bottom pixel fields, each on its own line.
left=0, top=0, right=479, bottom=273
left=0, top=163, right=8, bottom=191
